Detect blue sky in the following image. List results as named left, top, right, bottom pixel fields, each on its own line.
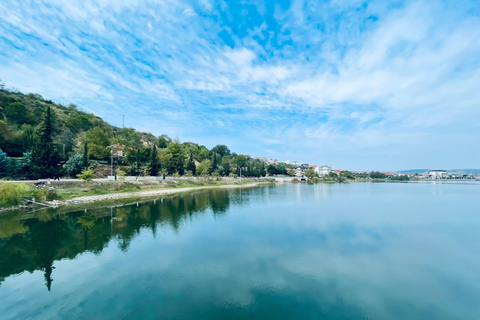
left=1, top=0, right=479, bottom=171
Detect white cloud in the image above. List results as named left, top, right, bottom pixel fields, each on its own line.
left=0, top=0, right=479, bottom=169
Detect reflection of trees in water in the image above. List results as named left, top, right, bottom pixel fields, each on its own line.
left=0, top=188, right=251, bottom=290
left=21, top=217, right=72, bottom=291
left=77, top=213, right=96, bottom=250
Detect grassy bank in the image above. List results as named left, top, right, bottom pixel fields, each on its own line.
left=0, top=178, right=272, bottom=209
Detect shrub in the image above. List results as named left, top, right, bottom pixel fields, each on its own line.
left=212, top=170, right=221, bottom=181
left=116, top=169, right=126, bottom=180
left=160, top=169, right=168, bottom=180
left=16, top=151, right=34, bottom=179
left=0, top=182, right=29, bottom=206
left=34, top=187, right=59, bottom=201
left=0, top=148, right=11, bottom=177
left=64, top=154, right=84, bottom=177
left=77, top=167, right=95, bottom=181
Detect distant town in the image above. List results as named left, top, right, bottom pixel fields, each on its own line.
left=249, top=156, right=480, bottom=180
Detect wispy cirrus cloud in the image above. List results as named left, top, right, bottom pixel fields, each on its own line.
left=0, top=0, right=479, bottom=170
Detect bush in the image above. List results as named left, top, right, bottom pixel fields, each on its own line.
left=64, top=154, right=84, bottom=177
left=77, top=167, right=95, bottom=181
left=34, top=187, right=59, bottom=201
left=116, top=169, right=126, bottom=180
left=370, top=171, right=386, bottom=179
left=16, top=151, right=34, bottom=179
left=390, top=175, right=409, bottom=181
left=0, top=182, right=29, bottom=206
left=0, top=148, right=11, bottom=177
left=212, top=170, right=221, bottom=181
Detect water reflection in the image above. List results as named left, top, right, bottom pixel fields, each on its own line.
left=0, top=188, right=236, bottom=291
left=0, top=183, right=479, bottom=320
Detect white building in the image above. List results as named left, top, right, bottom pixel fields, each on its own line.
left=315, top=165, right=333, bottom=176
left=429, top=170, right=447, bottom=179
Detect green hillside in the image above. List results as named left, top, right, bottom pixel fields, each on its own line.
left=0, top=83, right=285, bottom=180
left=0, top=84, right=113, bottom=157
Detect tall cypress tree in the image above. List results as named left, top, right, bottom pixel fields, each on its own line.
left=82, top=141, right=89, bottom=169
left=210, top=152, right=218, bottom=174
left=186, top=152, right=196, bottom=175
left=31, top=106, right=61, bottom=179
left=149, top=144, right=160, bottom=176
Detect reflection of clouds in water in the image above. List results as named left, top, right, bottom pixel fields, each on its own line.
left=0, top=183, right=479, bottom=319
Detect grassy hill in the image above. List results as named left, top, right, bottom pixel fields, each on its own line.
left=0, top=86, right=114, bottom=157
left=0, top=83, right=279, bottom=181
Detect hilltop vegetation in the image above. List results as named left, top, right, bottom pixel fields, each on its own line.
left=0, top=82, right=286, bottom=180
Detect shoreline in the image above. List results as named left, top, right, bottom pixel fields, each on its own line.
left=0, top=181, right=268, bottom=213
left=57, top=182, right=261, bottom=206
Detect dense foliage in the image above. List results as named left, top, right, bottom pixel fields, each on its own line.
left=64, top=154, right=85, bottom=177
left=0, top=84, right=284, bottom=179
left=390, top=175, right=409, bottom=181
left=0, top=148, right=10, bottom=177
left=369, top=171, right=387, bottom=179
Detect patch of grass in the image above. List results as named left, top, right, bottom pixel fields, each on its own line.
left=0, top=182, right=30, bottom=207
left=23, top=178, right=261, bottom=202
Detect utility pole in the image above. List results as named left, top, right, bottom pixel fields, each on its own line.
left=107, top=146, right=113, bottom=176
left=123, top=115, right=125, bottom=128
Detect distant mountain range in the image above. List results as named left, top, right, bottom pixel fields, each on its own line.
left=395, top=169, right=480, bottom=175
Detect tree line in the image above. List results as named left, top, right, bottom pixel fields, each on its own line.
left=0, top=85, right=279, bottom=179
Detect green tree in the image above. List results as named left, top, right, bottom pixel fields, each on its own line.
left=64, top=154, right=84, bottom=177
left=66, top=112, right=92, bottom=133
left=20, top=124, right=36, bottom=151
left=82, top=141, right=89, bottom=169
left=77, top=167, right=95, bottom=181
left=370, top=171, right=386, bottom=179
left=31, top=107, right=62, bottom=179
left=85, top=127, right=111, bottom=160
left=305, top=168, right=316, bottom=180
left=16, top=151, right=34, bottom=179
left=198, top=146, right=209, bottom=161
left=210, top=145, right=230, bottom=158
left=339, top=171, right=355, bottom=180
left=235, top=155, right=247, bottom=176
left=5, top=102, right=30, bottom=124
left=149, top=145, right=161, bottom=176
left=166, top=140, right=185, bottom=175
left=55, top=129, right=75, bottom=156
left=220, top=156, right=231, bottom=176
left=186, top=152, right=196, bottom=175
left=157, top=134, right=171, bottom=148
left=160, top=168, right=168, bottom=180
left=0, top=148, right=10, bottom=177
left=390, top=175, right=409, bottom=181
left=326, top=172, right=338, bottom=180
left=210, top=152, right=219, bottom=173
left=197, top=159, right=211, bottom=179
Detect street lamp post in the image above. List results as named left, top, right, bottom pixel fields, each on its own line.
left=107, top=146, right=113, bottom=177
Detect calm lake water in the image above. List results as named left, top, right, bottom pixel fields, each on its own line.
left=1, top=182, right=479, bottom=319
